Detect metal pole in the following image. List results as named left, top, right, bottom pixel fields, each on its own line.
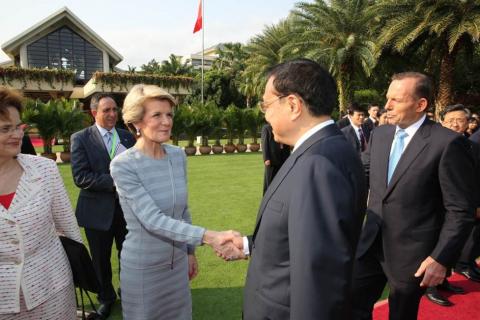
left=201, top=0, right=204, bottom=106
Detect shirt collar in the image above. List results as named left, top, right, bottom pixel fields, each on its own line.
left=293, top=119, right=335, bottom=152
left=350, top=123, right=361, bottom=131
left=95, top=123, right=116, bottom=137
left=396, top=114, right=426, bottom=137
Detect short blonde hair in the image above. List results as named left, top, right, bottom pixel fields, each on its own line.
left=122, top=84, right=177, bottom=135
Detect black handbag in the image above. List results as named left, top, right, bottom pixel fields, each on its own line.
left=60, top=236, right=101, bottom=320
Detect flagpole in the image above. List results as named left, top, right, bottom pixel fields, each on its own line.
left=201, top=0, right=204, bottom=106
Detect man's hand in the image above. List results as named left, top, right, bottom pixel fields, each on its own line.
left=414, top=256, right=446, bottom=287
left=216, top=234, right=246, bottom=261
left=475, top=207, right=480, bottom=219
left=264, top=160, right=271, bottom=166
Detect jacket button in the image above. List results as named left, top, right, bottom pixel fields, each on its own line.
left=11, top=239, right=19, bottom=245
left=15, top=259, right=22, bottom=265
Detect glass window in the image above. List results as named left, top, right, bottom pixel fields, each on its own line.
left=27, top=26, right=104, bottom=82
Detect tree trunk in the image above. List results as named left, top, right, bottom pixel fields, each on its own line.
left=337, top=72, right=352, bottom=115
left=435, top=51, right=456, bottom=119
left=337, top=78, right=347, bottom=115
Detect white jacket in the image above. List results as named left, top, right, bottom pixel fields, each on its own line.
left=0, top=154, right=82, bottom=314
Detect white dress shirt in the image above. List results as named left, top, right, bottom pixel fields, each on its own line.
left=390, top=114, right=426, bottom=155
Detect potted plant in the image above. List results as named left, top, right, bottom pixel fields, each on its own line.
left=22, top=99, right=60, bottom=161
left=181, top=105, right=200, bottom=156
left=56, top=99, right=89, bottom=162
left=196, top=101, right=217, bottom=155
left=171, top=104, right=186, bottom=146
left=223, top=104, right=238, bottom=153
left=235, top=107, right=249, bottom=153
left=245, top=108, right=264, bottom=152
left=211, top=108, right=224, bottom=154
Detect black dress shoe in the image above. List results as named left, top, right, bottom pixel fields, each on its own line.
left=425, top=287, right=453, bottom=307
left=97, top=302, right=114, bottom=319
left=438, top=279, right=465, bottom=294
left=456, top=269, right=480, bottom=282
left=471, top=265, right=480, bottom=276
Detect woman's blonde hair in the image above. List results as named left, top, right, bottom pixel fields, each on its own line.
left=122, top=84, right=177, bottom=135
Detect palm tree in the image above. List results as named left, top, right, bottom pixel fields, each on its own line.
left=161, top=54, right=193, bottom=76
left=213, top=43, right=248, bottom=72
left=373, top=0, right=480, bottom=115
left=291, top=0, right=377, bottom=113
left=243, top=19, right=298, bottom=99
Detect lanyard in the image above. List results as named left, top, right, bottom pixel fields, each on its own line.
left=109, top=131, right=118, bottom=159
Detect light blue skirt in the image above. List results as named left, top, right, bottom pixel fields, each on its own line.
left=120, top=256, right=191, bottom=320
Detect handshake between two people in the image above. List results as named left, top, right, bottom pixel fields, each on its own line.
left=202, top=230, right=247, bottom=261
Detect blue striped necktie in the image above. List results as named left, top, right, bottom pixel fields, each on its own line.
left=388, top=129, right=408, bottom=184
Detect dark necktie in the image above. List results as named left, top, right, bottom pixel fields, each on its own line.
left=358, top=128, right=366, bottom=152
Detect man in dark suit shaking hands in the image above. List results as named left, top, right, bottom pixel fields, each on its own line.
left=352, top=72, right=475, bottom=320
left=229, top=59, right=367, bottom=319
left=71, top=93, right=135, bottom=318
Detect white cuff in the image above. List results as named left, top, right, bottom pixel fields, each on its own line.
left=243, top=236, right=250, bottom=256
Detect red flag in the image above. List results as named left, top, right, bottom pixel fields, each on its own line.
left=193, top=0, right=202, bottom=33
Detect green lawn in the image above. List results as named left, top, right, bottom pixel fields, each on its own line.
left=58, top=152, right=388, bottom=319
left=59, top=152, right=262, bottom=319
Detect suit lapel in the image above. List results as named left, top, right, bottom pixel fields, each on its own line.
left=384, top=120, right=430, bottom=197
left=252, top=124, right=340, bottom=240
left=89, top=126, right=111, bottom=162
left=378, top=125, right=396, bottom=191
left=349, top=126, right=360, bottom=151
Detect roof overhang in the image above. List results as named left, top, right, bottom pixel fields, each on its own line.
left=1, top=7, right=123, bottom=65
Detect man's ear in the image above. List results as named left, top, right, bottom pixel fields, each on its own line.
left=91, top=109, right=97, bottom=118
left=416, top=98, right=428, bottom=113
left=288, top=95, right=303, bottom=121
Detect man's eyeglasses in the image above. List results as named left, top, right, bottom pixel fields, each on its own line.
left=258, top=95, right=287, bottom=113
left=444, top=118, right=467, bottom=125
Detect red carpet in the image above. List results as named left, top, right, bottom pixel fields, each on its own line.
left=373, top=272, right=480, bottom=319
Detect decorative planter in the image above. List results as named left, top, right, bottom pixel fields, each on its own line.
left=60, top=152, right=71, bottom=163
left=199, top=146, right=212, bottom=155
left=249, top=143, right=260, bottom=152
left=224, top=144, right=236, bottom=153
left=212, top=145, right=224, bottom=154
left=236, top=144, right=248, bottom=153
left=184, top=146, right=197, bottom=156
left=41, top=153, right=57, bottom=161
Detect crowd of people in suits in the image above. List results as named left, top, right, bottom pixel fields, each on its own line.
left=1, top=58, right=479, bottom=320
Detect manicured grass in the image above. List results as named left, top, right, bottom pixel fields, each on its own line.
left=58, top=152, right=263, bottom=319
left=58, top=152, right=388, bottom=319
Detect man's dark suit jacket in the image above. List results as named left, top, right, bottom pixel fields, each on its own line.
left=21, top=135, right=37, bottom=155
left=357, top=119, right=475, bottom=283
left=341, top=124, right=371, bottom=154
left=336, top=116, right=350, bottom=129
left=71, top=125, right=135, bottom=231
left=363, top=117, right=377, bottom=133
left=243, top=123, right=367, bottom=320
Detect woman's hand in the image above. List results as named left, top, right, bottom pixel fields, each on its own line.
left=188, top=254, right=199, bottom=280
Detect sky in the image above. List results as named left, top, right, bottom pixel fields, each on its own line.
left=0, top=0, right=299, bottom=69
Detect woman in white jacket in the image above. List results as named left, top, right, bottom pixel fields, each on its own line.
left=0, top=87, right=82, bottom=319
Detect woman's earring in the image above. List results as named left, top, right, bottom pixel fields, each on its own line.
left=136, top=128, right=140, bottom=136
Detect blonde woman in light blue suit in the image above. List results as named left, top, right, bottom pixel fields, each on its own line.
left=110, top=84, right=242, bottom=320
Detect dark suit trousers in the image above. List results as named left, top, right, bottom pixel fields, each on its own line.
left=456, top=220, right=480, bottom=270
left=262, top=165, right=281, bottom=195
left=84, top=201, right=127, bottom=303
left=352, top=234, right=425, bottom=320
